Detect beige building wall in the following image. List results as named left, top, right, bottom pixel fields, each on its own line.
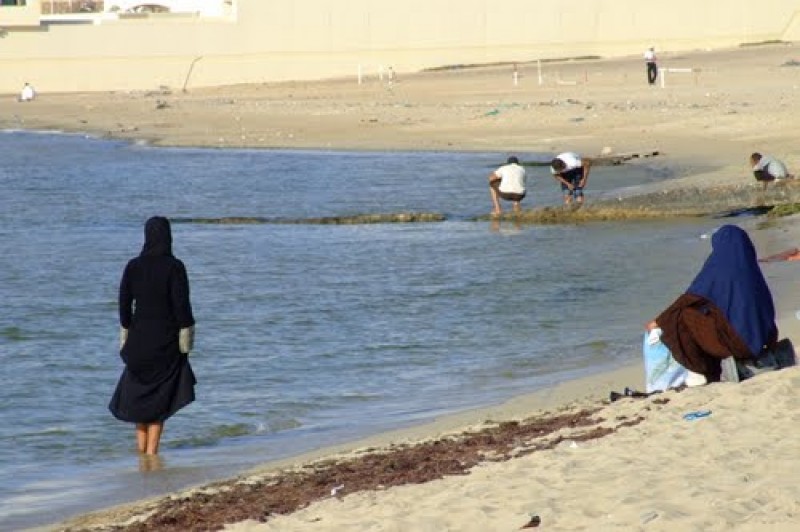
left=0, top=0, right=41, bottom=26
left=0, top=0, right=799, bottom=92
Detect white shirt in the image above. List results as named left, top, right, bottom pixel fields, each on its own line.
left=493, top=163, right=526, bottom=194
left=753, top=155, right=788, bottom=178
left=20, top=85, right=36, bottom=101
left=550, top=152, right=582, bottom=174
left=644, top=49, right=657, bottom=63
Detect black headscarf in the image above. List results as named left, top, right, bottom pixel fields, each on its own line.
left=140, top=216, right=173, bottom=257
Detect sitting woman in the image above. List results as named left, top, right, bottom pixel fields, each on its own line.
left=646, top=225, right=778, bottom=385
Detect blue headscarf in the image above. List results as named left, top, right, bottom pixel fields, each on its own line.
left=687, top=225, right=776, bottom=355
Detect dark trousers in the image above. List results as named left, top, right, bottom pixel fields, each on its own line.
left=647, top=62, right=658, bottom=85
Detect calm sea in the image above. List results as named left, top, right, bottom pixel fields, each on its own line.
left=0, top=131, right=721, bottom=529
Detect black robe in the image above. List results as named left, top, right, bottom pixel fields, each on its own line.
left=109, top=217, right=196, bottom=423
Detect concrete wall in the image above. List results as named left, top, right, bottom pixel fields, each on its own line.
left=1, top=0, right=799, bottom=92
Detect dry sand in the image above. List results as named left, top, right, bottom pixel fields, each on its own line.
left=2, top=42, right=799, bottom=176
left=29, top=43, right=800, bottom=531
left=246, top=369, right=800, bottom=532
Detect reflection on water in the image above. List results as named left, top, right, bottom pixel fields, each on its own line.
left=489, top=217, right=523, bottom=235
left=139, top=454, right=165, bottom=473
left=0, top=131, right=721, bottom=529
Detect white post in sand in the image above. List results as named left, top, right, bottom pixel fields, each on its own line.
left=513, top=63, right=519, bottom=86
left=537, top=59, right=543, bottom=85
left=660, top=68, right=694, bottom=88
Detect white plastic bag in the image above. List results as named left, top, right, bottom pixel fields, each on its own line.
left=643, top=328, right=688, bottom=393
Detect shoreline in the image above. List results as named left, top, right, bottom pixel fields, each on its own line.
left=55, top=363, right=646, bottom=531
left=55, top=214, right=800, bottom=532
left=20, top=42, right=800, bottom=530
left=51, top=208, right=800, bottom=532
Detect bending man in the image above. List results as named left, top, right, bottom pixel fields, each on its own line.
left=750, top=152, right=790, bottom=190
left=550, top=152, right=591, bottom=205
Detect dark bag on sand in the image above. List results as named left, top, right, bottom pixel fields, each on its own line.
left=736, top=338, right=796, bottom=381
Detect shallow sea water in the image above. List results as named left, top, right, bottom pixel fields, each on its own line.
left=0, top=131, right=722, bottom=529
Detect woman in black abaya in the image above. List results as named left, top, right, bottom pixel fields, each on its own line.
left=109, top=216, right=196, bottom=455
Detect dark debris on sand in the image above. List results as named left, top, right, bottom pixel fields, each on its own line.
left=70, top=406, right=648, bottom=532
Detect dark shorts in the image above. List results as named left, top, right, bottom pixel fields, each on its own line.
left=490, top=179, right=526, bottom=201
left=557, top=168, right=584, bottom=196
left=754, top=170, right=776, bottom=182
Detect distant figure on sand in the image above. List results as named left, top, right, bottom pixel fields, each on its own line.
left=18, top=82, right=36, bottom=102
left=645, top=225, right=779, bottom=386
left=644, top=47, right=658, bottom=85
left=109, top=216, right=197, bottom=456
left=488, top=156, right=527, bottom=216
left=550, top=152, right=591, bottom=205
left=750, top=152, right=790, bottom=189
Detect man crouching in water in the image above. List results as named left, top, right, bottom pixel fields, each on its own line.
left=488, top=156, right=527, bottom=216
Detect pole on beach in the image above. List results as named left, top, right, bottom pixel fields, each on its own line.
left=513, top=63, right=519, bottom=86
left=537, top=59, right=543, bottom=85
left=182, top=56, right=203, bottom=93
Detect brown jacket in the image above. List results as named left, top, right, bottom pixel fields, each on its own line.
left=656, top=293, right=753, bottom=382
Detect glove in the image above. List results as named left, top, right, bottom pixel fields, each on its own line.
left=119, top=327, right=128, bottom=350
left=179, top=326, right=195, bottom=355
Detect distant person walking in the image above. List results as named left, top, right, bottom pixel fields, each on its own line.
left=550, top=152, right=591, bottom=205
left=488, top=156, right=527, bottom=216
left=109, top=216, right=197, bottom=456
left=750, top=152, right=791, bottom=189
left=644, top=47, right=658, bottom=85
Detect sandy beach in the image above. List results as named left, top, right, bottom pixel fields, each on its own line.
left=25, top=42, right=800, bottom=531
left=2, top=42, right=799, bottom=170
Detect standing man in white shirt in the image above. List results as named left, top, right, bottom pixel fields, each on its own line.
left=488, top=156, right=527, bottom=216
left=19, top=82, right=36, bottom=102
left=550, top=152, right=592, bottom=205
left=644, top=47, right=658, bottom=85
